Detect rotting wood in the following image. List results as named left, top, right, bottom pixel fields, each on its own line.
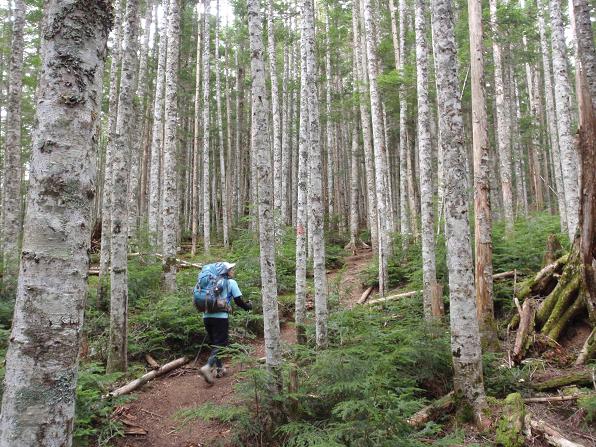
left=493, top=270, right=517, bottom=280
left=533, top=370, right=594, bottom=392
left=513, top=298, right=536, bottom=364
left=106, top=357, right=189, bottom=398
left=517, top=255, right=568, bottom=301
left=357, top=286, right=375, bottom=304
left=407, top=391, right=455, bottom=427
left=525, top=414, right=585, bottom=447
left=145, top=354, right=160, bottom=370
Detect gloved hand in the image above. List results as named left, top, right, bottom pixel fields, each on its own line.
left=244, top=301, right=253, bottom=311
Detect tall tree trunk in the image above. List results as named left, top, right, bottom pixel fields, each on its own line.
left=414, top=0, right=438, bottom=319
left=248, top=0, right=282, bottom=386
left=281, top=19, right=291, bottom=225
left=295, top=14, right=309, bottom=343
left=353, top=3, right=378, bottom=255
left=128, top=2, right=153, bottom=241
left=361, top=0, right=392, bottom=296
left=511, top=74, right=529, bottom=217
left=324, top=8, right=335, bottom=225
left=398, top=0, right=410, bottom=240
left=469, top=0, right=496, bottom=345
left=98, top=0, right=123, bottom=305
left=107, top=0, right=140, bottom=374
left=161, top=0, right=180, bottom=291
left=549, top=0, right=580, bottom=242
left=489, top=0, right=514, bottom=233
left=191, top=7, right=202, bottom=257
left=0, top=1, right=110, bottom=442
left=268, top=0, right=282, bottom=219
left=202, top=0, right=212, bottom=253
left=431, top=0, right=486, bottom=420
left=538, top=3, right=567, bottom=233
left=1, top=0, right=24, bottom=296
left=148, top=0, right=169, bottom=245
left=215, top=0, right=228, bottom=247
left=303, top=0, right=328, bottom=349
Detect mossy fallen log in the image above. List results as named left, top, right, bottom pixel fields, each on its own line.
left=496, top=393, right=526, bottom=447
left=525, top=414, right=585, bottom=447
left=544, top=292, right=586, bottom=342
left=536, top=252, right=580, bottom=329
left=533, top=370, right=594, bottom=392
left=517, top=254, right=568, bottom=301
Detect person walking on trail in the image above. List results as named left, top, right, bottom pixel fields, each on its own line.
left=194, top=261, right=252, bottom=385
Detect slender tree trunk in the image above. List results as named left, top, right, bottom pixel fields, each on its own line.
left=128, top=2, right=153, bottom=241
left=549, top=0, right=580, bottom=241
left=192, top=7, right=202, bottom=257
left=161, top=0, right=180, bottom=291
left=1, top=0, right=24, bottom=291
left=281, top=22, right=291, bottom=225
left=511, top=74, right=529, bottom=217
left=469, top=0, right=497, bottom=346
left=107, top=0, right=140, bottom=374
left=489, top=0, right=514, bottom=233
left=538, top=3, right=567, bottom=233
left=248, top=0, right=282, bottom=385
left=302, top=0, right=327, bottom=348
left=398, top=0, right=410, bottom=239
left=414, top=0, right=438, bottom=319
left=202, top=0, right=211, bottom=253
left=148, top=0, right=168, bottom=245
left=324, top=8, right=335, bottom=224
left=361, top=0, right=392, bottom=296
left=353, top=4, right=378, bottom=255
left=215, top=0, right=228, bottom=247
left=0, top=1, right=110, bottom=442
left=431, top=0, right=486, bottom=420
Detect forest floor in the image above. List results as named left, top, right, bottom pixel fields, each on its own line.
left=113, top=248, right=374, bottom=447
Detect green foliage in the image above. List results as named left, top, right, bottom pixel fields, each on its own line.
left=578, top=395, right=596, bottom=424
left=73, top=363, right=126, bottom=447
left=482, top=353, right=530, bottom=398
left=230, top=298, right=454, bottom=446
left=174, top=402, right=250, bottom=428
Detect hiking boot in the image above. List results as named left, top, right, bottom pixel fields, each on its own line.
left=198, top=364, right=214, bottom=384
left=215, top=367, right=227, bottom=378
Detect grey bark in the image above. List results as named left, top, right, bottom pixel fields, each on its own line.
left=148, top=0, right=168, bottom=244
left=431, top=0, right=486, bottom=419
left=0, top=1, right=111, bottom=443
left=302, top=0, right=327, bottom=348
left=202, top=0, right=212, bottom=253
left=1, top=0, right=24, bottom=289
left=107, top=0, right=140, bottom=374
left=161, top=0, right=180, bottom=291
left=248, top=0, right=282, bottom=381
left=549, top=0, right=580, bottom=241
left=215, top=0, right=228, bottom=247
left=414, top=0, right=437, bottom=319
left=192, top=7, right=202, bottom=256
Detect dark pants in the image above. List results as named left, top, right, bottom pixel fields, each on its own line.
left=204, top=317, right=229, bottom=368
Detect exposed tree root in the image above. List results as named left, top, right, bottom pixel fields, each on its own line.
left=512, top=299, right=535, bottom=364
left=576, top=327, right=596, bottom=365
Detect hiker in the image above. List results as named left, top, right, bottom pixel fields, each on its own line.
left=194, top=262, right=252, bottom=384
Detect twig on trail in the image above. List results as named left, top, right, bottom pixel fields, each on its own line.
left=524, top=393, right=594, bottom=403
left=140, top=408, right=164, bottom=419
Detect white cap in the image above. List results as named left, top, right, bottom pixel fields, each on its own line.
left=223, top=262, right=236, bottom=271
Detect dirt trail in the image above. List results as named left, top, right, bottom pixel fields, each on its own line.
left=114, top=249, right=373, bottom=447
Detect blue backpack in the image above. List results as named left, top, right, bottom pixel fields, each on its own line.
left=193, top=263, right=232, bottom=313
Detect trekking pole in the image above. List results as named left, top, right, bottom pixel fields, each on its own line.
left=193, top=332, right=209, bottom=367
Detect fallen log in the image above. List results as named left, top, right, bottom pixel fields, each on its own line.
left=366, top=290, right=420, bottom=305
left=357, top=286, right=375, bottom=304
left=576, top=327, right=596, bottom=365
left=512, top=299, right=536, bottom=364
left=406, top=392, right=454, bottom=427
left=525, top=414, right=585, bottom=447
left=524, top=393, right=594, bottom=403
left=145, top=354, right=160, bottom=370
left=493, top=270, right=517, bottom=280
left=517, top=255, right=568, bottom=301
left=536, top=253, right=579, bottom=329
left=533, top=370, right=594, bottom=392
left=544, top=292, right=586, bottom=342
left=367, top=270, right=515, bottom=307
left=106, top=357, right=189, bottom=398
left=88, top=269, right=100, bottom=276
